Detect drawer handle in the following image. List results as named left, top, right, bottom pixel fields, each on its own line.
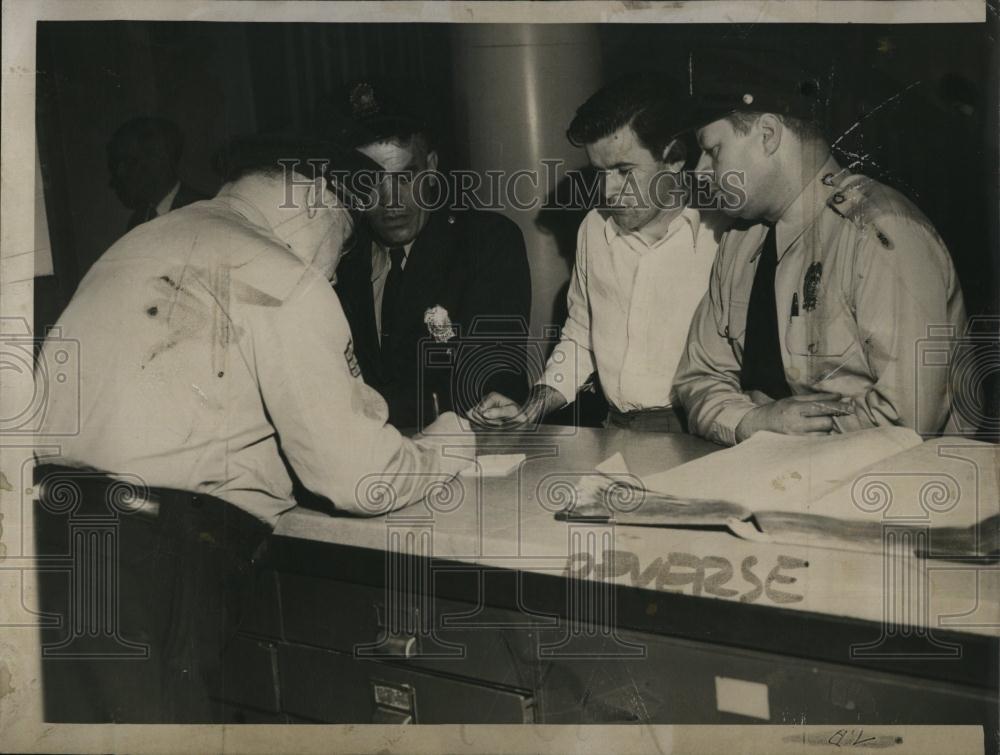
left=371, top=633, right=417, bottom=658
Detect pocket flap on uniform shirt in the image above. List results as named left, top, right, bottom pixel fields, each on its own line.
left=785, top=309, right=856, bottom=358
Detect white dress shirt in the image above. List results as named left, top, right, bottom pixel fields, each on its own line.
left=540, top=207, right=718, bottom=412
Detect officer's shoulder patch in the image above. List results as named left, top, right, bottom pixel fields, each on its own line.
left=826, top=174, right=879, bottom=224
left=344, top=337, right=361, bottom=378
left=825, top=172, right=931, bottom=251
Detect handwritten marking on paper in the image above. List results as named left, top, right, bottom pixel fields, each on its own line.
left=565, top=549, right=807, bottom=604
left=785, top=729, right=903, bottom=748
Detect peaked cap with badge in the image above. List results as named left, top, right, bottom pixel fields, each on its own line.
left=683, top=47, right=833, bottom=135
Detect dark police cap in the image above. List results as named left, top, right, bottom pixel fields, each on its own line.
left=685, top=48, right=830, bottom=131
left=322, top=78, right=435, bottom=148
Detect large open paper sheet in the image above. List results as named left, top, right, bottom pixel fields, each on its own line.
left=564, top=427, right=999, bottom=556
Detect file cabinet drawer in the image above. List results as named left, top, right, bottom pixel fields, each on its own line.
left=218, top=634, right=280, bottom=714
left=278, top=573, right=540, bottom=689
left=277, top=642, right=535, bottom=723
left=537, top=630, right=995, bottom=725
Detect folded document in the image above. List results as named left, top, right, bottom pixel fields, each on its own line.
left=560, top=427, right=999, bottom=557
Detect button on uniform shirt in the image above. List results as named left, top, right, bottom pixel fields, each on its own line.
left=370, top=240, right=414, bottom=344
left=674, top=157, right=966, bottom=446
left=539, top=207, right=718, bottom=411
left=39, top=180, right=456, bottom=525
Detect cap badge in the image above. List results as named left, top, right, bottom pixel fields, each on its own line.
left=742, top=93, right=754, bottom=105
left=350, top=82, right=379, bottom=118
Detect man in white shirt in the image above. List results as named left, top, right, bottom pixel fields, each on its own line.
left=471, top=74, right=719, bottom=432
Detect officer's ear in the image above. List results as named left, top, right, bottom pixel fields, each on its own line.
left=758, top=113, right=783, bottom=157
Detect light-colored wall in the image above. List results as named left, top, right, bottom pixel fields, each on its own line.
left=451, top=24, right=602, bottom=353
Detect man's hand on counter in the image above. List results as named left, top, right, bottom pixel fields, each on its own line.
left=735, top=392, right=851, bottom=442
left=467, top=385, right=567, bottom=430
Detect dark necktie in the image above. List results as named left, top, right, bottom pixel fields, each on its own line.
left=380, top=246, right=406, bottom=344
left=740, top=223, right=792, bottom=399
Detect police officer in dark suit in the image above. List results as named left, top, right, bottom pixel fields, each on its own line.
left=330, top=80, right=532, bottom=429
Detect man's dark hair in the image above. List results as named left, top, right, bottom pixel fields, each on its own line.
left=108, top=117, right=184, bottom=166
left=567, top=73, right=698, bottom=170
left=725, top=111, right=825, bottom=143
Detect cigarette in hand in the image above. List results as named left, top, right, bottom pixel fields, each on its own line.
left=811, top=401, right=852, bottom=416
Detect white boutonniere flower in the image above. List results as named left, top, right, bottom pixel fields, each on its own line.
left=424, top=305, right=456, bottom=342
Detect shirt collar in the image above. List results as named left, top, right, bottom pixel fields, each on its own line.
left=773, top=155, right=843, bottom=260
left=155, top=181, right=181, bottom=218
left=603, top=206, right=701, bottom=250
left=371, top=240, right=415, bottom=281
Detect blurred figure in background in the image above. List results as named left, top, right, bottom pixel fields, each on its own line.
left=107, top=116, right=209, bottom=232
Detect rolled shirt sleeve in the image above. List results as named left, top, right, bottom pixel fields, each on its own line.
left=253, top=272, right=464, bottom=515
left=539, top=220, right=598, bottom=405
left=834, top=216, right=965, bottom=435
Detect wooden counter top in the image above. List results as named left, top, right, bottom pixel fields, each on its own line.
left=274, top=427, right=1000, bottom=642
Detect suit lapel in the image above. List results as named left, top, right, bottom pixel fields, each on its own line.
left=391, top=212, right=454, bottom=334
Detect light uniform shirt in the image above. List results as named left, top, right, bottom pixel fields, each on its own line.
left=39, top=180, right=455, bottom=525
left=371, top=241, right=414, bottom=344
left=540, top=207, right=718, bottom=412
left=674, top=157, right=966, bottom=446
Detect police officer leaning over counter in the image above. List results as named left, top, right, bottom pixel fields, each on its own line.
left=35, top=135, right=478, bottom=722
left=38, top=133, right=474, bottom=522
left=472, top=74, right=719, bottom=433
left=672, top=52, right=966, bottom=446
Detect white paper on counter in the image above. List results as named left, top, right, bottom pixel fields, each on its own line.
left=595, top=451, right=630, bottom=476
left=639, top=426, right=922, bottom=518
left=462, top=453, right=526, bottom=477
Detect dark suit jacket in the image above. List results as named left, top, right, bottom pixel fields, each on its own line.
left=127, top=181, right=210, bottom=231
left=336, top=209, right=531, bottom=429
